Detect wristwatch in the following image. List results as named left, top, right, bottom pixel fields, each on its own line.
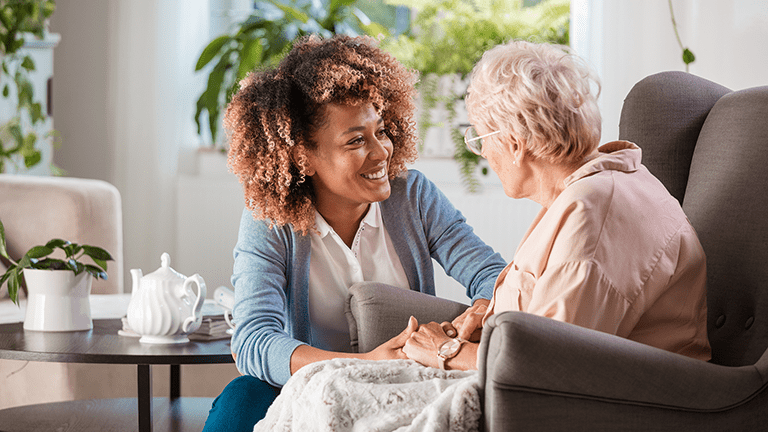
left=437, top=337, right=466, bottom=370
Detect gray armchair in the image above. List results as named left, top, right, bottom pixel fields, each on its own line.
left=345, top=71, right=768, bottom=430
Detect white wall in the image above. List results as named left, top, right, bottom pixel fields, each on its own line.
left=50, top=0, right=768, bottom=296
left=51, top=0, right=210, bottom=287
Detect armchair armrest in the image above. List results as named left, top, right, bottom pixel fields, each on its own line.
left=478, top=311, right=768, bottom=430
left=345, top=282, right=469, bottom=353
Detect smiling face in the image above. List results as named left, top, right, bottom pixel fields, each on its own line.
left=304, top=103, right=393, bottom=222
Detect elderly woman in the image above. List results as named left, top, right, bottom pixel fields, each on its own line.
left=202, top=34, right=506, bottom=432
left=403, top=40, right=711, bottom=371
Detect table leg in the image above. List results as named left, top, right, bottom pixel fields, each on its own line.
left=170, top=364, right=181, bottom=399
left=138, top=364, right=152, bottom=432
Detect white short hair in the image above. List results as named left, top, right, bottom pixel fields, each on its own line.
left=466, top=40, right=602, bottom=164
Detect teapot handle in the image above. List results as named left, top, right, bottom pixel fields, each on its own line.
left=181, top=274, right=207, bottom=334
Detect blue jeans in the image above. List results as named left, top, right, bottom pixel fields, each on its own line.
left=202, top=375, right=281, bottom=432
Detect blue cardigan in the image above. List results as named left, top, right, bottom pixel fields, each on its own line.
left=230, top=169, right=506, bottom=386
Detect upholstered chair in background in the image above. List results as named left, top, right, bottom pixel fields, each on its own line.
left=0, top=175, right=125, bottom=408
left=0, top=175, right=240, bottom=409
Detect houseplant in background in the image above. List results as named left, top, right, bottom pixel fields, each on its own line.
left=194, top=0, right=405, bottom=147
left=0, top=0, right=57, bottom=173
left=0, top=219, right=113, bottom=331
left=381, top=0, right=570, bottom=192
left=668, top=0, right=695, bottom=72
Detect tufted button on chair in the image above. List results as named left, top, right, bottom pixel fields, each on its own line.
left=346, top=71, right=768, bottom=430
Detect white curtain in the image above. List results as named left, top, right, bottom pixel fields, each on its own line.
left=571, top=0, right=768, bottom=143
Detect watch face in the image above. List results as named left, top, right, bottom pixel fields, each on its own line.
left=438, top=338, right=461, bottom=357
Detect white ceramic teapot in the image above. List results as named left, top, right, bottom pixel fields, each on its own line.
left=126, top=253, right=207, bottom=344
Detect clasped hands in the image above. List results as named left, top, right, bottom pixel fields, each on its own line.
left=367, top=299, right=489, bottom=370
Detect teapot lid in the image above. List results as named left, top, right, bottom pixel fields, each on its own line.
left=143, top=252, right=185, bottom=282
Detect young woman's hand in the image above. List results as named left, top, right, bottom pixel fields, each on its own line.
left=364, top=316, right=419, bottom=361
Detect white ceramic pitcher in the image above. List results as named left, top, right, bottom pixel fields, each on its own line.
left=126, top=253, right=206, bottom=344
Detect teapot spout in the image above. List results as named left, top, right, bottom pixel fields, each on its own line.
left=130, top=269, right=143, bottom=298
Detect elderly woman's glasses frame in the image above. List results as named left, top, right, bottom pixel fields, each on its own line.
left=464, top=126, right=501, bottom=156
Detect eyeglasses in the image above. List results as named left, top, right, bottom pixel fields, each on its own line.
left=464, top=126, right=501, bottom=155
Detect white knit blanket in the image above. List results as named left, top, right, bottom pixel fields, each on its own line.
left=254, top=359, right=481, bottom=432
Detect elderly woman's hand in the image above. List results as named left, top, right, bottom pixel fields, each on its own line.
left=402, top=321, right=453, bottom=369
left=442, top=298, right=489, bottom=342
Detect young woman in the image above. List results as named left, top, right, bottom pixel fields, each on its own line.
left=202, top=34, right=506, bottom=432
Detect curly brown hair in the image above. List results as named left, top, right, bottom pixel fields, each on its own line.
left=225, top=34, right=419, bottom=235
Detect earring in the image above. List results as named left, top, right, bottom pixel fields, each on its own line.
left=512, top=160, right=517, bottom=166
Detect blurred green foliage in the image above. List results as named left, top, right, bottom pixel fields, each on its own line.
left=383, top=0, right=569, bottom=77
left=381, top=0, right=570, bottom=192
left=0, top=0, right=56, bottom=173
left=194, top=0, right=404, bottom=145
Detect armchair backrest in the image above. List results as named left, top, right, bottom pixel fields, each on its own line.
left=0, top=174, right=124, bottom=295
left=619, top=72, right=768, bottom=367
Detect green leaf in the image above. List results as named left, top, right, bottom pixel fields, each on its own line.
left=0, top=219, right=10, bottom=261
left=195, top=35, right=232, bottom=71
left=8, top=272, right=20, bottom=305
left=236, top=38, right=263, bottom=82
left=45, top=239, right=68, bottom=249
left=64, top=243, right=83, bottom=259
left=8, top=121, right=23, bottom=144
left=331, top=0, right=358, bottom=8
left=91, top=258, right=108, bottom=272
left=23, top=150, right=41, bottom=168
left=202, top=59, right=228, bottom=143
left=267, top=1, right=310, bottom=24
left=10, top=38, right=24, bottom=53
left=42, top=1, right=56, bottom=19
left=33, top=258, right=66, bottom=270
left=682, top=48, right=695, bottom=65
left=194, top=96, right=207, bottom=137
left=81, top=245, right=114, bottom=262
left=17, top=255, right=31, bottom=270
left=359, top=21, right=390, bottom=38
left=84, top=264, right=108, bottom=280
left=17, top=76, right=34, bottom=106
left=26, top=245, right=53, bottom=259
left=21, top=131, right=37, bottom=151
left=68, top=259, right=85, bottom=275
left=0, top=271, right=10, bottom=287
left=237, top=18, right=269, bottom=36
left=328, top=0, right=357, bottom=23
left=20, top=56, right=35, bottom=71
left=30, top=102, right=44, bottom=123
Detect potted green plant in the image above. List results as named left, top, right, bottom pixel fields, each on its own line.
left=0, top=0, right=57, bottom=173
left=0, top=218, right=113, bottom=331
left=194, top=0, right=402, bottom=147
left=381, top=0, right=570, bottom=191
